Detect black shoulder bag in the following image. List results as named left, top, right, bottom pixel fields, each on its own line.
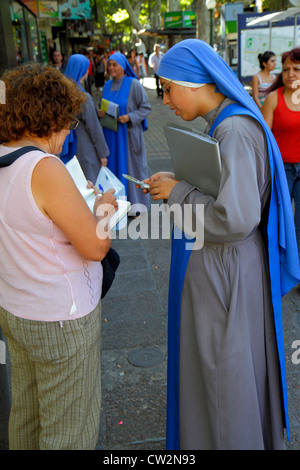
left=0, top=146, right=120, bottom=299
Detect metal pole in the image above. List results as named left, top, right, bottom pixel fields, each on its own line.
left=294, top=14, right=298, bottom=47
left=210, top=9, right=213, bottom=46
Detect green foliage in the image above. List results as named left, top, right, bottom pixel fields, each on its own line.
left=179, top=0, right=194, bottom=10
left=262, top=0, right=290, bottom=11
left=94, top=0, right=194, bottom=29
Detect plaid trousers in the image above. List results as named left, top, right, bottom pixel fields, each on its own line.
left=0, top=304, right=102, bottom=450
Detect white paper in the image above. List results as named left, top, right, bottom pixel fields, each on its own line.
left=65, top=156, right=96, bottom=211
left=66, top=156, right=130, bottom=229
left=101, top=98, right=119, bottom=118
left=106, top=101, right=118, bottom=118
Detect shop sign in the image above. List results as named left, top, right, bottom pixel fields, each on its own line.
left=20, top=0, right=39, bottom=15
left=58, top=0, right=91, bottom=20
left=164, top=11, right=196, bottom=29
left=38, top=1, right=58, bottom=18
left=221, top=3, right=244, bottom=34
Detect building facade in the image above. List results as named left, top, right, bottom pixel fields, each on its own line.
left=0, top=0, right=42, bottom=72
left=0, top=0, right=95, bottom=73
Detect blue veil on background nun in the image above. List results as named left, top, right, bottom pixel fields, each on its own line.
left=102, top=52, right=147, bottom=192
left=158, top=39, right=300, bottom=448
left=107, top=53, right=147, bottom=133
left=60, top=54, right=90, bottom=163
left=65, top=54, right=90, bottom=90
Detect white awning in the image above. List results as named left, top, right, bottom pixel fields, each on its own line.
left=246, top=8, right=300, bottom=49
left=247, top=7, right=300, bottom=26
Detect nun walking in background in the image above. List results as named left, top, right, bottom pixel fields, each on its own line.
left=63, top=54, right=109, bottom=182
left=144, top=39, right=300, bottom=450
left=98, top=52, right=151, bottom=217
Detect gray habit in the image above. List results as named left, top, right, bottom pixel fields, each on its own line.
left=109, top=77, right=151, bottom=214
left=76, top=92, right=109, bottom=183
left=167, top=99, right=286, bottom=450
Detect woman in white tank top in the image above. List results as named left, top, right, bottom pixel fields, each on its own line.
left=252, top=50, right=277, bottom=108
left=0, top=63, right=118, bottom=450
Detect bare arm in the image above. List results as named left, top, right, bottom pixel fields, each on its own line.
left=261, top=91, right=277, bottom=129
left=31, top=157, right=117, bottom=261
left=251, top=74, right=261, bottom=108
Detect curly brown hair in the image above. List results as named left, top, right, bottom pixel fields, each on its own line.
left=0, top=62, right=87, bottom=143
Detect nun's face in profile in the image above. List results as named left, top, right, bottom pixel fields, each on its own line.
left=160, top=79, right=204, bottom=121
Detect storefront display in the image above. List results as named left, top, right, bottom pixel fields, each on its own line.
left=10, top=0, right=41, bottom=63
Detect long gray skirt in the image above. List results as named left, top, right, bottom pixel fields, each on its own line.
left=126, top=124, right=149, bottom=214
left=179, top=230, right=285, bottom=450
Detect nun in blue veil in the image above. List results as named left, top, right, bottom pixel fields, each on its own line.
left=98, top=52, right=151, bottom=216
left=62, top=54, right=109, bottom=182
left=145, top=39, right=300, bottom=450
left=60, top=54, right=89, bottom=164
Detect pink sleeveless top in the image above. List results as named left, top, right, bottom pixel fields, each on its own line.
left=0, top=146, right=102, bottom=321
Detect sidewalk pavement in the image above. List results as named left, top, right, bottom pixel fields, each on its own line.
left=96, top=77, right=300, bottom=451
left=0, top=78, right=299, bottom=451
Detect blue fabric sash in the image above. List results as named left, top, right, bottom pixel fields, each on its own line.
left=166, top=102, right=298, bottom=449
left=60, top=130, right=77, bottom=164
left=166, top=229, right=194, bottom=450
left=102, top=76, right=134, bottom=193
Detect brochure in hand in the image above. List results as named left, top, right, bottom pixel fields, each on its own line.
left=66, top=156, right=130, bottom=229
left=100, top=99, right=119, bottom=132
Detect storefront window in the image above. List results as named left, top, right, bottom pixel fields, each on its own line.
left=10, top=0, right=41, bottom=63
left=24, top=6, right=41, bottom=62
left=11, top=1, right=28, bottom=63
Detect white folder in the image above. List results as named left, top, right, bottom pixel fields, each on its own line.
left=65, top=156, right=130, bottom=229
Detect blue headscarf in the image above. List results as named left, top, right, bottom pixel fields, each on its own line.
left=61, top=54, right=90, bottom=163
left=107, top=52, right=137, bottom=79
left=158, top=39, right=257, bottom=113
left=65, top=53, right=90, bottom=91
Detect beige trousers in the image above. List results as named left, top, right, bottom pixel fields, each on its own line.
left=0, top=304, right=101, bottom=450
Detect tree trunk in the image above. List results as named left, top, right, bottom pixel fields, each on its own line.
left=153, top=0, right=162, bottom=29
left=168, top=0, right=181, bottom=10
left=122, top=0, right=143, bottom=31
left=195, top=0, right=210, bottom=43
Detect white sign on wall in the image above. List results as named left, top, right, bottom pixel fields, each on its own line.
left=240, top=25, right=300, bottom=78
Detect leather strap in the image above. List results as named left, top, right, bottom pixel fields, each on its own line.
left=0, top=146, right=43, bottom=168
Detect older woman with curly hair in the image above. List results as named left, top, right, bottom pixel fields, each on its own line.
left=0, top=63, right=117, bottom=450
